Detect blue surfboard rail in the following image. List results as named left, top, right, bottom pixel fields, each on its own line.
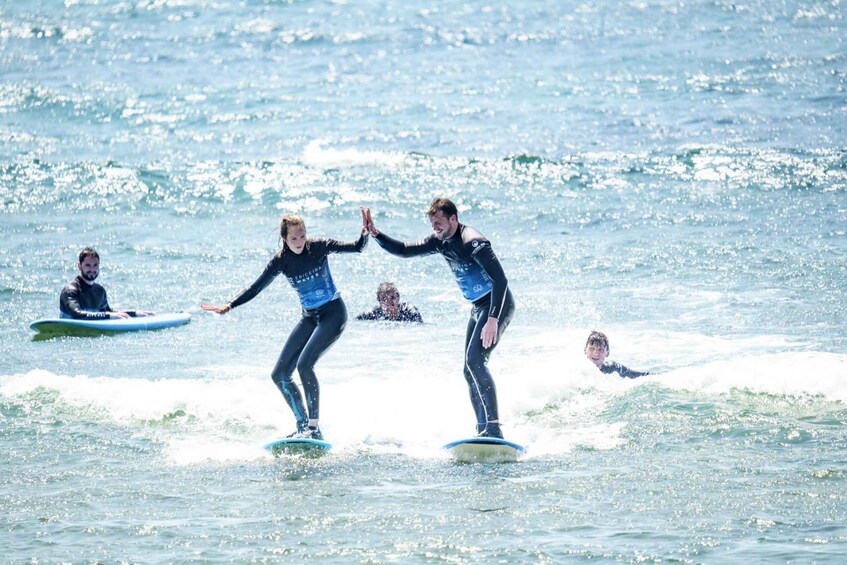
left=264, top=437, right=332, bottom=456
left=444, top=437, right=526, bottom=463
left=30, top=312, right=191, bottom=336
left=443, top=437, right=526, bottom=452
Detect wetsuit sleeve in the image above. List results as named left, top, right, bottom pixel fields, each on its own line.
left=373, top=232, right=439, bottom=257
left=389, top=304, right=424, bottom=323
left=603, top=362, right=649, bottom=379
left=323, top=232, right=369, bottom=254
left=228, top=256, right=283, bottom=309
left=100, top=290, right=112, bottom=313
left=404, top=305, right=423, bottom=323
left=469, top=243, right=509, bottom=320
left=356, top=307, right=380, bottom=320
left=59, top=285, right=110, bottom=320
left=616, top=363, right=650, bottom=379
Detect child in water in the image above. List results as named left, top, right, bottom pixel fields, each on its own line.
left=584, top=330, right=650, bottom=379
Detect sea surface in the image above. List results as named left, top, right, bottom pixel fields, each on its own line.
left=2, top=0, right=846, bottom=562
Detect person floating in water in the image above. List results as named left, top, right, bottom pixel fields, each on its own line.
left=363, top=199, right=515, bottom=439
left=356, top=282, right=423, bottom=323
left=60, top=247, right=154, bottom=319
left=201, top=211, right=369, bottom=441
left=584, top=330, right=650, bottom=379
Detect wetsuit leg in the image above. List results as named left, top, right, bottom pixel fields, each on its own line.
left=463, top=312, right=488, bottom=432
left=293, top=297, right=348, bottom=422
left=463, top=290, right=515, bottom=432
left=271, top=314, right=318, bottom=431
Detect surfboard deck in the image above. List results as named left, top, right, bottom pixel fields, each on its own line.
left=30, top=312, right=191, bottom=337
left=264, top=437, right=332, bottom=457
left=444, top=437, right=525, bottom=463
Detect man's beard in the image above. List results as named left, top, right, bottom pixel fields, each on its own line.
left=81, top=272, right=98, bottom=282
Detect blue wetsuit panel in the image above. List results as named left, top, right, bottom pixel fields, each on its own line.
left=286, top=257, right=339, bottom=310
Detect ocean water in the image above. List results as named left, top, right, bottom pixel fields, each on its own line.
left=2, top=0, right=846, bottom=562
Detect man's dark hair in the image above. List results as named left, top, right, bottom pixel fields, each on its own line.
left=426, top=197, right=458, bottom=220
left=78, top=247, right=100, bottom=263
left=585, top=330, right=610, bottom=353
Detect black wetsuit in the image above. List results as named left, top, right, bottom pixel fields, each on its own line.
left=228, top=234, right=367, bottom=431
left=356, top=303, right=423, bottom=323
left=601, top=362, right=650, bottom=379
left=374, top=225, right=515, bottom=433
left=59, top=276, right=114, bottom=319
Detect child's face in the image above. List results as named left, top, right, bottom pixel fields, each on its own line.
left=585, top=343, right=609, bottom=368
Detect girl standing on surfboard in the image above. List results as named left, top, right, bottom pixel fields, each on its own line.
left=201, top=210, right=369, bottom=440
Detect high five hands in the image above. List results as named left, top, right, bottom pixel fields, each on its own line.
left=361, top=207, right=379, bottom=236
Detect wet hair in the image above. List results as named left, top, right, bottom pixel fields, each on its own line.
left=585, top=330, right=610, bottom=353
left=426, top=197, right=458, bottom=220
left=377, top=282, right=399, bottom=300
left=278, top=213, right=306, bottom=253
left=78, top=247, right=99, bottom=263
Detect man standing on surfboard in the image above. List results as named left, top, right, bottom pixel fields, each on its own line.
left=363, top=199, right=515, bottom=439
left=60, top=247, right=153, bottom=320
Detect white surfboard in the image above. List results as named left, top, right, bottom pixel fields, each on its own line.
left=30, top=312, right=191, bottom=337
left=443, top=437, right=525, bottom=463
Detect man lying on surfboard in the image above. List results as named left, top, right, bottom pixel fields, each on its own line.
left=59, top=247, right=154, bottom=320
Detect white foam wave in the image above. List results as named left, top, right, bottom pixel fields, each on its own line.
left=1, top=368, right=265, bottom=424
left=660, top=352, right=847, bottom=401
left=485, top=328, right=847, bottom=456
left=302, top=140, right=410, bottom=169
left=4, top=334, right=844, bottom=465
